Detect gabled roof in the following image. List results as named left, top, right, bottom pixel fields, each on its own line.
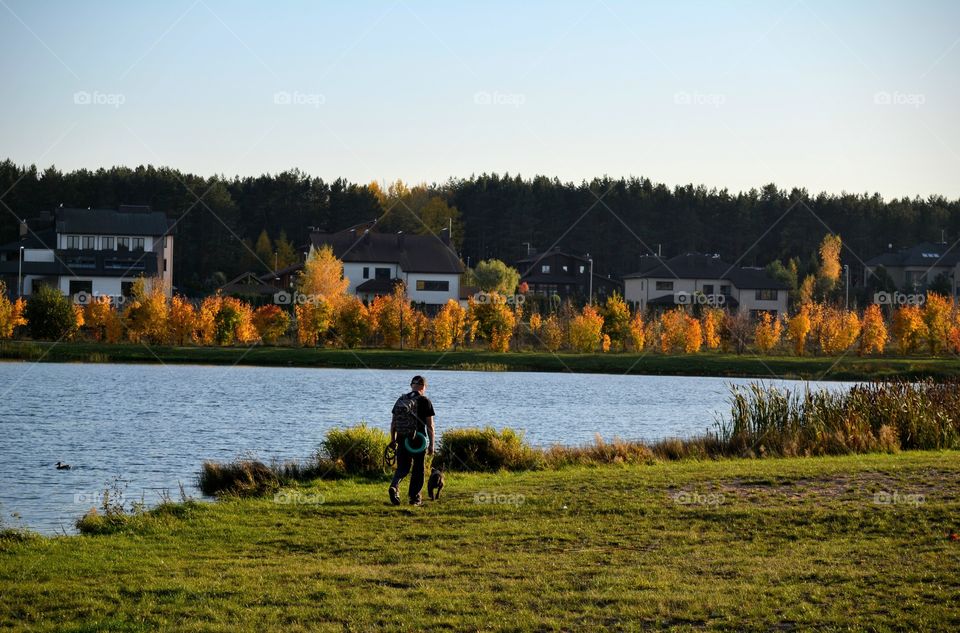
left=309, top=229, right=463, bottom=274
left=623, top=253, right=788, bottom=290
left=56, top=207, right=173, bottom=237
left=0, top=227, right=56, bottom=252
left=865, top=242, right=960, bottom=269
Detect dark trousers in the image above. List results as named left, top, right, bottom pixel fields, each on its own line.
left=390, top=443, right=425, bottom=501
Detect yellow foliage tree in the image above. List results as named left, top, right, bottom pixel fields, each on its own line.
left=754, top=312, right=783, bottom=354
left=295, top=299, right=332, bottom=347
left=569, top=305, right=605, bottom=353
left=859, top=303, right=888, bottom=355
left=601, top=293, right=631, bottom=352
left=786, top=304, right=812, bottom=355
left=332, top=295, right=369, bottom=348
left=0, top=282, right=27, bottom=339
left=816, top=307, right=860, bottom=354
left=195, top=295, right=221, bottom=345
left=891, top=305, right=927, bottom=355
left=700, top=307, right=723, bottom=350
left=124, top=278, right=169, bottom=344
left=252, top=304, right=291, bottom=345
left=368, top=284, right=414, bottom=348
left=659, top=308, right=689, bottom=354
left=627, top=311, right=645, bottom=352
left=168, top=295, right=197, bottom=346
left=297, top=245, right=349, bottom=313
left=83, top=296, right=123, bottom=343
left=540, top=314, right=564, bottom=352
left=468, top=293, right=516, bottom=352
left=432, top=299, right=467, bottom=351
left=922, top=292, right=952, bottom=355
left=684, top=316, right=703, bottom=353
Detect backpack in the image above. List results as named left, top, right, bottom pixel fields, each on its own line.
left=391, top=392, right=421, bottom=439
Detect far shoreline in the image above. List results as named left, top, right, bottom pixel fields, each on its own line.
left=2, top=341, right=959, bottom=382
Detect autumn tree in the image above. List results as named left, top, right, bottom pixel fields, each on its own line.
left=195, top=295, right=221, bottom=345
left=754, top=312, right=783, bottom=354
left=659, top=308, right=689, bottom=354
left=601, top=293, right=631, bottom=352
left=786, top=304, right=812, bottom=356
left=922, top=293, right=952, bottom=355
left=432, top=299, right=467, bottom=351
left=817, top=307, right=860, bottom=355
left=569, top=305, right=605, bottom=353
left=891, top=305, right=927, bottom=355
left=469, top=292, right=516, bottom=352
left=721, top=311, right=753, bottom=355
left=368, top=284, right=414, bottom=348
left=253, top=304, right=291, bottom=344
left=124, top=277, right=169, bottom=344
left=297, top=245, right=349, bottom=311
left=816, top=234, right=842, bottom=299
left=25, top=285, right=76, bottom=340
left=0, top=282, right=26, bottom=339
left=859, top=303, right=888, bottom=355
left=83, top=295, right=123, bottom=343
left=627, top=311, right=645, bottom=352
left=700, top=306, right=723, bottom=350
left=168, top=295, right=197, bottom=346
left=540, top=314, right=564, bottom=352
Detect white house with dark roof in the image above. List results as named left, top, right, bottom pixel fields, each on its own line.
left=0, top=205, right=174, bottom=300
left=306, top=226, right=464, bottom=311
left=623, top=253, right=789, bottom=316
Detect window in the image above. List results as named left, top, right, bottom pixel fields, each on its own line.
left=105, top=259, right=144, bottom=271
left=541, top=264, right=551, bottom=274
left=579, top=265, right=585, bottom=274
left=65, top=235, right=80, bottom=249
left=703, top=284, right=714, bottom=295
left=416, top=280, right=449, bottom=292
left=655, top=281, right=673, bottom=291
left=132, top=237, right=145, bottom=251
left=363, top=267, right=370, bottom=279
left=375, top=267, right=391, bottom=280
left=66, top=257, right=96, bottom=269
left=720, top=284, right=731, bottom=295
left=117, top=237, right=130, bottom=251
left=755, top=289, right=778, bottom=301
left=163, top=259, right=167, bottom=272
left=101, top=237, right=114, bottom=250
left=121, top=282, right=134, bottom=297
left=81, top=235, right=96, bottom=249
left=69, top=280, right=92, bottom=296
left=562, top=265, right=568, bottom=273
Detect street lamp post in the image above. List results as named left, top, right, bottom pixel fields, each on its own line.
left=18, top=246, right=24, bottom=298
left=587, top=254, right=594, bottom=305
left=843, top=265, right=850, bottom=310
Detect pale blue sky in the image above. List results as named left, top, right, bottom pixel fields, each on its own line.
left=1, top=0, right=958, bottom=198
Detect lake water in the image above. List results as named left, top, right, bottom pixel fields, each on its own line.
left=0, top=362, right=851, bottom=533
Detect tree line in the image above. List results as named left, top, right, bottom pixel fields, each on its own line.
left=2, top=160, right=959, bottom=295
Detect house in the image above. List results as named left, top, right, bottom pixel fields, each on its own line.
left=623, top=253, right=789, bottom=317
left=0, top=205, right=175, bottom=300
left=863, top=242, right=959, bottom=296
left=306, top=226, right=464, bottom=311
left=514, top=247, right=622, bottom=302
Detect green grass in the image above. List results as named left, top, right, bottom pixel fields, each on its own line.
left=2, top=340, right=960, bottom=380
left=2, top=452, right=959, bottom=631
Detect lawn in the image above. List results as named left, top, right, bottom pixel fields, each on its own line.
left=2, top=451, right=958, bottom=631
left=3, top=340, right=960, bottom=381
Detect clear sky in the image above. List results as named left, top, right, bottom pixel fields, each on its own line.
left=1, top=0, right=958, bottom=198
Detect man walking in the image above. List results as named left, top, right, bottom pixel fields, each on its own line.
left=388, top=375, right=435, bottom=506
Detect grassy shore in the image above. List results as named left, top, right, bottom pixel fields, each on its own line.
left=2, top=340, right=960, bottom=380
left=2, top=452, right=959, bottom=631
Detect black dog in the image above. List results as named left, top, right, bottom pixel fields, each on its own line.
left=427, top=467, right=445, bottom=500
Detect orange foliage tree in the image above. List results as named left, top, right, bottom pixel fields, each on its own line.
left=432, top=299, right=467, bottom=351
left=168, top=295, right=197, bottom=346
left=754, top=312, right=783, bottom=354
left=859, top=304, right=888, bottom=355
left=569, top=305, right=605, bottom=353
left=252, top=304, right=291, bottom=344
left=369, top=284, right=414, bottom=348
left=700, top=307, right=723, bottom=351
left=83, top=295, right=123, bottom=343
left=891, top=305, right=927, bottom=355
left=922, top=293, right=952, bottom=355
left=0, top=282, right=27, bottom=339
left=786, top=304, right=812, bottom=356
left=332, top=295, right=369, bottom=348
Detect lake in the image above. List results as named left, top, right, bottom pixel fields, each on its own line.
left=0, top=362, right=851, bottom=533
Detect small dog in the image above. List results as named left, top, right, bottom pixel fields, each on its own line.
left=427, top=467, right=445, bottom=500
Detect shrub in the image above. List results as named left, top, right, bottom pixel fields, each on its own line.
left=437, top=427, right=543, bottom=472
left=25, top=285, right=76, bottom=340
left=320, top=424, right=390, bottom=477
left=198, top=459, right=279, bottom=496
